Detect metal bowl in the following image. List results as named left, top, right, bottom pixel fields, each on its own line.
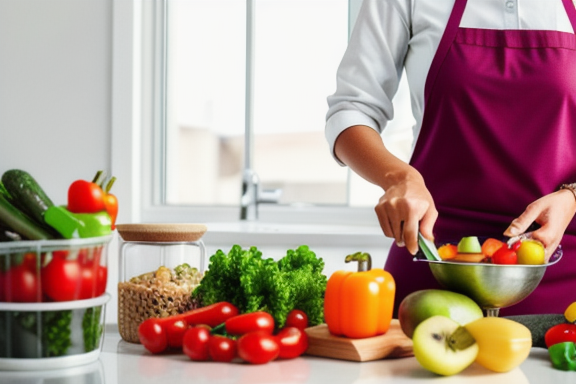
left=414, top=246, right=563, bottom=315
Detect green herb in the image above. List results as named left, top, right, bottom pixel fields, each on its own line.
left=191, top=245, right=327, bottom=329
left=43, top=310, right=73, bottom=357
left=7, top=310, right=73, bottom=357
left=82, top=306, right=103, bottom=352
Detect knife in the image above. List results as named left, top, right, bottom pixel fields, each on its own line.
left=418, top=232, right=442, bottom=261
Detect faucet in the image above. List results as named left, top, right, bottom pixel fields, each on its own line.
left=240, top=169, right=282, bottom=221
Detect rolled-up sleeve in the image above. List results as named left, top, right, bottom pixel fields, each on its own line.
left=325, top=0, right=411, bottom=165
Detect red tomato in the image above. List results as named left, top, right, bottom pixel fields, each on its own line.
left=492, top=246, right=517, bottom=264
left=183, top=326, right=212, bottom=361
left=545, top=323, right=576, bottom=348
left=237, top=331, right=280, bottom=364
left=166, top=319, right=189, bottom=349
left=4, top=262, right=40, bottom=302
left=208, top=335, right=237, bottom=362
left=67, top=179, right=106, bottom=213
left=139, top=318, right=168, bottom=354
left=225, top=311, right=275, bottom=335
left=78, top=264, right=107, bottom=299
left=285, top=309, right=308, bottom=330
left=275, top=326, right=308, bottom=359
left=41, top=251, right=81, bottom=301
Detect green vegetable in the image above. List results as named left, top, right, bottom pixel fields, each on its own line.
left=83, top=306, right=103, bottom=352
left=1, top=169, right=54, bottom=225
left=44, top=205, right=112, bottom=239
left=0, top=223, right=21, bottom=241
left=504, top=314, right=566, bottom=348
left=549, top=342, right=576, bottom=371
left=0, top=310, right=72, bottom=358
left=0, top=188, right=56, bottom=240
left=192, top=245, right=327, bottom=328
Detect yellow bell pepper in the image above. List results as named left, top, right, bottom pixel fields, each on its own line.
left=324, top=252, right=395, bottom=339
left=464, top=317, right=532, bottom=372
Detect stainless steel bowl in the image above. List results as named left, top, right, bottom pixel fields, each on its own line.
left=415, top=247, right=563, bottom=315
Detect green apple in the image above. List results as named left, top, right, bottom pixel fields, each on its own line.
left=398, top=289, right=483, bottom=338
left=413, top=315, right=479, bottom=376
left=516, top=239, right=545, bottom=265
left=457, top=236, right=482, bottom=254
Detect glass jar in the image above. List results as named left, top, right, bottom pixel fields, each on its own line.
left=116, top=223, right=206, bottom=343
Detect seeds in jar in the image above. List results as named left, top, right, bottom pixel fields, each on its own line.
left=118, top=264, right=203, bottom=343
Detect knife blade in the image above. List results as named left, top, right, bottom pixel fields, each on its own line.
left=418, top=232, right=442, bottom=261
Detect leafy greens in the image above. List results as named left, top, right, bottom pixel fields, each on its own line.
left=191, top=245, right=327, bottom=328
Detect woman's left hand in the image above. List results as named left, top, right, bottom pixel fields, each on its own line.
left=504, top=190, right=576, bottom=258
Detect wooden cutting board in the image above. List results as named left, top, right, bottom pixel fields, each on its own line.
left=304, top=319, right=413, bottom=362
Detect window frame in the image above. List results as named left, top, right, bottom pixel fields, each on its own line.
left=112, top=0, right=380, bottom=227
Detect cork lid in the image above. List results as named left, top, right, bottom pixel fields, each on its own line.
left=116, top=223, right=207, bottom=242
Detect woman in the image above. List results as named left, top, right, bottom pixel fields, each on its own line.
left=326, top=0, right=576, bottom=316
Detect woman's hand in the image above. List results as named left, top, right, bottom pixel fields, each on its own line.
left=375, top=174, right=438, bottom=255
left=333, top=125, right=438, bottom=255
left=504, top=190, right=576, bottom=258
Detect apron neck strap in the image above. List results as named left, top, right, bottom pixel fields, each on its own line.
left=562, top=0, right=576, bottom=32
left=424, top=0, right=467, bottom=104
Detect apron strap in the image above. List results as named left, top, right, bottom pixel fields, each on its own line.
left=562, top=0, right=576, bottom=32
left=424, top=0, right=467, bottom=105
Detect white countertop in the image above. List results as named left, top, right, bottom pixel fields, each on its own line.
left=3, top=325, right=576, bottom=384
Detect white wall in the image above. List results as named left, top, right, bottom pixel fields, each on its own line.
left=0, top=0, right=113, bottom=204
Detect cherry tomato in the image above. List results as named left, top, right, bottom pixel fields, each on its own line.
left=275, top=326, right=308, bottom=359
left=492, top=246, right=517, bottom=265
left=166, top=319, right=189, bottom=349
left=285, top=309, right=308, bottom=330
left=208, top=335, right=237, bottom=362
left=4, top=260, right=40, bottom=302
left=139, top=318, right=168, bottom=354
left=183, top=326, right=212, bottom=361
left=78, top=264, right=107, bottom=299
left=237, top=331, right=280, bottom=364
left=545, top=323, right=576, bottom=348
left=67, top=179, right=105, bottom=213
left=225, top=311, right=275, bottom=335
left=41, top=251, right=81, bottom=301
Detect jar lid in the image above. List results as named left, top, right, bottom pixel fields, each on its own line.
left=116, top=223, right=207, bottom=242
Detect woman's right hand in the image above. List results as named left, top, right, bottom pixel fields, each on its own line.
left=333, top=125, right=438, bottom=255
left=375, top=171, right=438, bottom=255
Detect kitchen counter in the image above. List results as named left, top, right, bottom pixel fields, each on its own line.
left=3, top=325, right=575, bottom=384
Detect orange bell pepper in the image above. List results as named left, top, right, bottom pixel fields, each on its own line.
left=324, top=252, right=395, bottom=339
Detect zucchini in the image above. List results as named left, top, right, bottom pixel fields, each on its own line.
left=504, top=314, right=566, bottom=348
left=1, top=169, right=54, bottom=225
left=0, top=192, right=55, bottom=240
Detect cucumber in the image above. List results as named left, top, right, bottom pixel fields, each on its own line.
left=0, top=192, right=55, bottom=240
left=1, top=169, right=54, bottom=225
left=504, top=314, right=566, bottom=348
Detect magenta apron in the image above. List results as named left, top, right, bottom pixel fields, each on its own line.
left=385, top=0, right=576, bottom=316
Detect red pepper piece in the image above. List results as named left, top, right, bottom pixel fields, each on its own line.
left=224, top=311, right=275, bottom=335
left=138, top=302, right=239, bottom=353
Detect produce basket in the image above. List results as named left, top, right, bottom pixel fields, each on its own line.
left=0, top=235, right=113, bottom=302
left=0, top=235, right=113, bottom=370
left=0, top=293, right=111, bottom=370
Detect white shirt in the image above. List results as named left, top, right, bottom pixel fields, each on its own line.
left=325, top=0, right=576, bottom=165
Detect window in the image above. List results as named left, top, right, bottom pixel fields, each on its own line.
left=137, top=0, right=415, bottom=224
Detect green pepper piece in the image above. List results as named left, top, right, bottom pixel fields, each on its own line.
left=549, top=342, right=576, bottom=371
left=74, top=211, right=112, bottom=238
left=44, top=206, right=111, bottom=239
